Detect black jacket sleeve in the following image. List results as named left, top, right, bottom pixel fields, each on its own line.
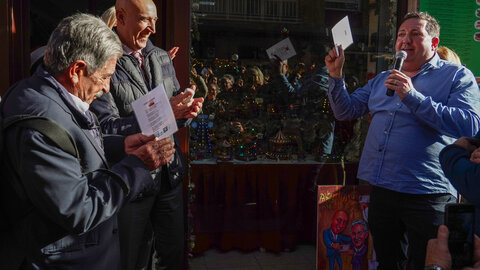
left=90, top=92, right=141, bottom=136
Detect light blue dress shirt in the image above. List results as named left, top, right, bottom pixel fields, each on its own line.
left=328, top=54, right=480, bottom=195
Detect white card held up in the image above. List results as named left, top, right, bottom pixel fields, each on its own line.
left=332, top=15, right=354, bottom=54
left=266, top=37, right=297, bottom=61
left=132, top=85, right=178, bottom=140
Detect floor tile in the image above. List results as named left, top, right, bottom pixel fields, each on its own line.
left=189, top=254, right=207, bottom=270
left=189, top=244, right=316, bottom=270
left=262, top=264, right=315, bottom=270
left=207, top=267, right=263, bottom=270
left=255, top=246, right=312, bottom=266
left=203, top=249, right=260, bottom=269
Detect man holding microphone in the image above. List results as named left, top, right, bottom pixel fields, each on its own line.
left=325, top=12, right=480, bottom=270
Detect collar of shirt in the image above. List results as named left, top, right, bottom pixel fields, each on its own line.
left=419, top=53, right=441, bottom=73
left=122, top=44, right=142, bottom=56
left=35, top=66, right=104, bottom=151
left=36, top=65, right=97, bottom=130
left=68, top=92, right=90, bottom=114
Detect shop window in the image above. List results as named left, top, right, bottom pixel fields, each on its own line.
left=189, top=0, right=398, bottom=164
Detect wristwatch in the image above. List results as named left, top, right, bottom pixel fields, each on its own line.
left=424, top=265, right=444, bottom=270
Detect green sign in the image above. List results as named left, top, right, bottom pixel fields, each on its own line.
left=420, top=1, right=480, bottom=81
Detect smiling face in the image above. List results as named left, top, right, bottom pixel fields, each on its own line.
left=220, top=77, right=233, bottom=91
left=76, top=57, right=117, bottom=104
left=395, top=18, right=439, bottom=72
left=350, top=223, right=368, bottom=249
left=116, top=0, right=158, bottom=51
left=331, top=211, right=348, bottom=234
left=207, top=83, right=218, bottom=101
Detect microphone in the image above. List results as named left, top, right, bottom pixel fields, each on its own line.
left=386, top=50, right=407, bottom=96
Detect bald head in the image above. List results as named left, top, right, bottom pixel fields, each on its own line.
left=115, top=0, right=157, bottom=51
left=116, top=0, right=153, bottom=12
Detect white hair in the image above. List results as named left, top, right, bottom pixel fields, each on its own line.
left=44, top=13, right=122, bottom=75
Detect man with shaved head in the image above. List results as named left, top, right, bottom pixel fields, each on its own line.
left=116, top=0, right=156, bottom=51
left=90, top=0, right=203, bottom=269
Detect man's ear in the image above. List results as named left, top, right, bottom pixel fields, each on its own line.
left=431, top=37, right=439, bottom=51
left=116, top=8, right=125, bottom=26
left=68, top=60, right=87, bottom=84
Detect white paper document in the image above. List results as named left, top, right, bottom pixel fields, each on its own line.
left=332, top=16, right=354, bottom=53
left=266, top=37, right=297, bottom=61
left=132, top=85, right=178, bottom=139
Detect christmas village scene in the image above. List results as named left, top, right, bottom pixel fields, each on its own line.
left=188, top=57, right=370, bottom=164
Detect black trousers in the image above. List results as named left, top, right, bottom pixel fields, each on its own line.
left=368, top=186, right=456, bottom=270
left=118, top=182, right=184, bottom=270
left=151, top=182, right=184, bottom=270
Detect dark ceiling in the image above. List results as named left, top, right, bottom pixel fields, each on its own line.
left=30, top=0, right=115, bottom=49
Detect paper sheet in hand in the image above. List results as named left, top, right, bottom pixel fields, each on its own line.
left=332, top=16, right=353, bottom=52
left=266, top=37, right=296, bottom=60
left=132, top=85, right=178, bottom=139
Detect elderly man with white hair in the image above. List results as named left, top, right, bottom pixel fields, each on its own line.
left=0, top=13, right=175, bottom=269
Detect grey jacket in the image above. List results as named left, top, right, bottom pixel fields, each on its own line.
left=90, top=40, right=186, bottom=194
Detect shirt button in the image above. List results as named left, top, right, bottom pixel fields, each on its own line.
left=389, top=112, right=393, bottom=115
left=113, top=229, right=118, bottom=234
left=396, top=103, right=400, bottom=106
left=384, top=130, right=388, bottom=134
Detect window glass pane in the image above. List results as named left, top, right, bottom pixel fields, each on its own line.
left=190, top=0, right=398, bottom=163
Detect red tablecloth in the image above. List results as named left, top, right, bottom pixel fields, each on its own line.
left=189, top=162, right=359, bottom=254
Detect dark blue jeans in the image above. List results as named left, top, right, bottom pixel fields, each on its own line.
left=368, top=186, right=456, bottom=270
